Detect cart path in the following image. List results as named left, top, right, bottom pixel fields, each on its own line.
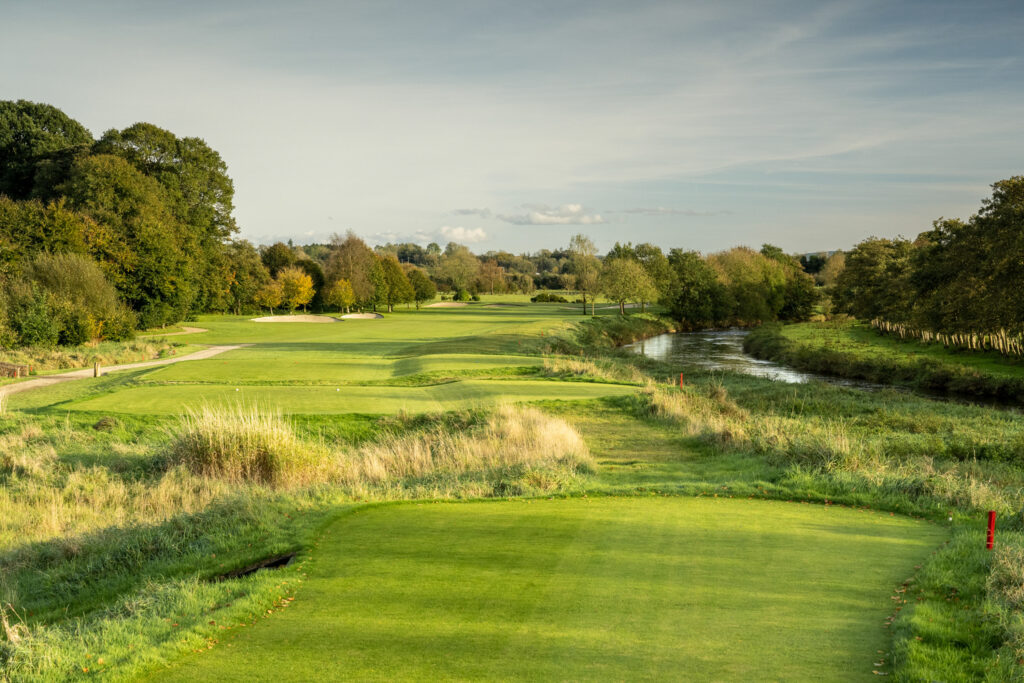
left=0, top=344, right=247, bottom=398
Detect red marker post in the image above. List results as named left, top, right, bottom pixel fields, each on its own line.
left=679, top=372, right=684, bottom=388
left=987, top=510, right=997, bottom=550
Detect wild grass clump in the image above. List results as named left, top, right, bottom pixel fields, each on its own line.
left=170, top=405, right=328, bottom=487
left=341, top=404, right=593, bottom=495
left=0, top=339, right=181, bottom=373
left=542, top=355, right=645, bottom=384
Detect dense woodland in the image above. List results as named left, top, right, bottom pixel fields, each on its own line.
left=2, top=99, right=1020, bottom=353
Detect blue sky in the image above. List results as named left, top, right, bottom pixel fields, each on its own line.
left=3, top=0, right=1023, bottom=254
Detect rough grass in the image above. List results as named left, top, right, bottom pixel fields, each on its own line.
left=0, top=340, right=184, bottom=373
left=170, top=406, right=328, bottom=487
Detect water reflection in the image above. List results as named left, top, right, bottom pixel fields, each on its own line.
left=625, top=329, right=890, bottom=391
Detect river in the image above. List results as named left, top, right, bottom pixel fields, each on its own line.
left=624, top=329, right=896, bottom=392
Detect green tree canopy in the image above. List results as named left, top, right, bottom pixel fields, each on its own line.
left=0, top=100, right=93, bottom=199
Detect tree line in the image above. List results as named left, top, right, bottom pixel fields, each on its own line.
left=829, top=177, right=1024, bottom=336
left=1, top=99, right=821, bottom=349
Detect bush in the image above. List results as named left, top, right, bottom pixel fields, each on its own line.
left=454, top=289, right=473, bottom=302
left=531, top=292, right=569, bottom=303
left=6, top=281, right=59, bottom=348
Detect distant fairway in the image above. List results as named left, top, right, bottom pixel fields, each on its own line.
left=67, top=379, right=634, bottom=415
left=154, top=497, right=945, bottom=682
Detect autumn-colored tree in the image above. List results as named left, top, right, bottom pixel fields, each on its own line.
left=254, top=280, right=283, bottom=314
left=325, top=278, right=356, bottom=313
left=568, top=234, right=600, bottom=315
left=379, top=254, right=414, bottom=312
left=277, top=266, right=314, bottom=312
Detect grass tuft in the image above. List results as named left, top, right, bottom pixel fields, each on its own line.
left=170, top=405, right=327, bottom=487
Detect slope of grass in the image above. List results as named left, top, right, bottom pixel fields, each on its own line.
left=745, top=321, right=1024, bottom=401
left=151, top=497, right=945, bottom=682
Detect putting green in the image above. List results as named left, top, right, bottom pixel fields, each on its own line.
left=67, top=379, right=635, bottom=415
left=153, top=497, right=946, bottom=681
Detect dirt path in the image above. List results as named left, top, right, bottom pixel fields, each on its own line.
left=0, top=344, right=246, bottom=399
left=138, top=326, right=209, bottom=338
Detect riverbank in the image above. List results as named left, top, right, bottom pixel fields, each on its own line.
left=744, top=322, right=1024, bottom=403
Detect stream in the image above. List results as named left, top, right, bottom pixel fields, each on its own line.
left=625, top=329, right=897, bottom=392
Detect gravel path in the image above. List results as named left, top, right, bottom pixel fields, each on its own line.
left=0, top=345, right=246, bottom=398
left=138, top=326, right=209, bottom=338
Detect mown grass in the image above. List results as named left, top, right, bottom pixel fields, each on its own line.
left=2, top=306, right=1023, bottom=681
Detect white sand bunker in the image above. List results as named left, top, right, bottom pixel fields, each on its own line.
left=425, top=302, right=468, bottom=308
left=483, top=303, right=524, bottom=308
left=340, top=312, right=384, bottom=319
left=251, top=315, right=341, bottom=323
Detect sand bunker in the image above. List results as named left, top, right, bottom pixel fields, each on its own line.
left=483, top=303, right=524, bottom=308
left=251, top=315, right=341, bottom=323
left=425, top=302, right=469, bottom=308
left=340, top=312, right=384, bottom=319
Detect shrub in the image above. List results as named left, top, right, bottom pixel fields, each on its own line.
left=531, top=292, right=569, bottom=303
left=5, top=281, right=58, bottom=348
left=454, top=289, right=473, bottom=302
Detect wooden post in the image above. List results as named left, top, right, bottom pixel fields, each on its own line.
left=94, top=361, right=100, bottom=378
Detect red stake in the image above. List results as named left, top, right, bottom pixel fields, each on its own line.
left=679, top=372, right=684, bottom=387
left=987, top=510, right=996, bottom=550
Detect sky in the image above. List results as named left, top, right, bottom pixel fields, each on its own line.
left=3, top=0, right=1023, bottom=255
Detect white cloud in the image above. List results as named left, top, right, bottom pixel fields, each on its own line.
left=614, top=207, right=732, bottom=217
left=451, top=208, right=492, bottom=218
left=498, top=204, right=606, bottom=226
left=440, top=226, right=488, bottom=243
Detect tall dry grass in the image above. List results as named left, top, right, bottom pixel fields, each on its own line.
left=169, top=403, right=593, bottom=494
left=170, top=405, right=329, bottom=487
left=640, top=382, right=1017, bottom=513
left=542, top=355, right=646, bottom=385
left=345, top=404, right=592, bottom=486
left=0, top=340, right=179, bottom=373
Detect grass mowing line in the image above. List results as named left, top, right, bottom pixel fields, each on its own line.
left=150, top=497, right=946, bottom=682
left=61, top=380, right=638, bottom=415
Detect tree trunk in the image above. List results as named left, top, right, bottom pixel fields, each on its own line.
left=619, top=300, right=625, bottom=315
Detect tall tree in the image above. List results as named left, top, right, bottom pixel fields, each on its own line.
left=325, top=279, right=356, bottom=313
left=406, top=266, right=437, bottom=309
left=277, top=266, right=314, bottom=312
left=0, top=100, right=93, bottom=199
left=439, top=245, right=480, bottom=292
left=58, top=154, right=195, bottom=328
left=326, top=231, right=378, bottom=306
left=261, top=242, right=295, bottom=277
left=477, top=259, right=506, bottom=294
left=379, top=254, right=414, bottom=312
left=568, top=234, right=600, bottom=315
left=599, top=258, right=657, bottom=314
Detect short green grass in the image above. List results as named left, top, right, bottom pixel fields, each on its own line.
left=152, top=497, right=945, bottom=682
left=66, top=379, right=636, bottom=415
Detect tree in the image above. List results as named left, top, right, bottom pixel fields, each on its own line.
left=478, top=259, right=506, bottom=294
left=439, top=245, right=480, bottom=292
left=665, top=250, right=730, bottom=325
left=817, top=252, right=845, bottom=287
left=568, top=234, right=600, bottom=315
left=324, top=279, right=356, bottom=313
left=261, top=242, right=295, bottom=277
left=368, top=258, right=388, bottom=312
left=832, top=238, right=914, bottom=322
left=295, top=259, right=326, bottom=311
left=379, top=254, right=414, bottom=312
left=599, top=258, right=657, bottom=314
left=58, top=153, right=196, bottom=328
left=407, top=267, right=437, bottom=309
left=0, top=100, right=93, bottom=199
left=0, top=196, right=96, bottom=274
left=224, top=240, right=271, bottom=315
left=254, top=280, right=283, bottom=314
left=277, top=266, right=314, bottom=312
left=326, top=231, right=378, bottom=306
